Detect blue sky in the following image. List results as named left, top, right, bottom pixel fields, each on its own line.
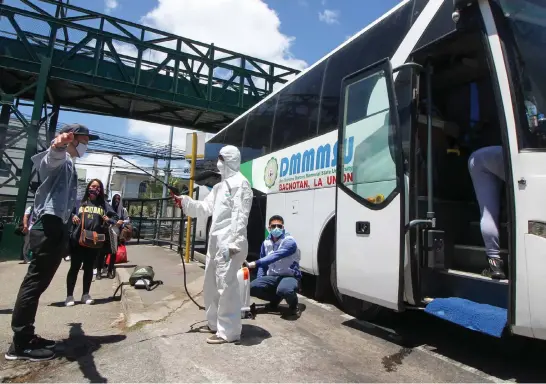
left=7, top=0, right=401, bottom=173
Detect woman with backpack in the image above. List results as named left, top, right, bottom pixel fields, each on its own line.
left=65, top=179, right=117, bottom=306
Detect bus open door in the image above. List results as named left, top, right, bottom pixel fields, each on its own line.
left=335, top=58, right=406, bottom=311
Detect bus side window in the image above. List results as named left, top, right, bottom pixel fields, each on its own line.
left=242, top=95, right=278, bottom=159
left=223, top=116, right=247, bottom=149
left=271, top=61, right=326, bottom=151
left=342, top=69, right=398, bottom=205
left=318, top=3, right=412, bottom=137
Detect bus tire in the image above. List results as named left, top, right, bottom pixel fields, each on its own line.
left=329, top=241, right=383, bottom=321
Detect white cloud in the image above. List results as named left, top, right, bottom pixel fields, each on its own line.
left=140, top=0, right=307, bottom=73
left=116, top=0, right=308, bottom=154
left=104, top=0, right=118, bottom=13
left=318, top=9, right=340, bottom=25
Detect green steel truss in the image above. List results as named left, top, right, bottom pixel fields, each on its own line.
left=0, top=0, right=299, bottom=131
left=0, top=0, right=300, bottom=258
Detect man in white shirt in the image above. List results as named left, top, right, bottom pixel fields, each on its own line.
left=20, top=206, right=34, bottom=264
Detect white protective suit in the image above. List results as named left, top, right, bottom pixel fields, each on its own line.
left=181, top=145, right=253, bottom=342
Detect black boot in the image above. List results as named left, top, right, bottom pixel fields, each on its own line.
left=96, top=268, right=102, bottom=280
left=485, top=257, right=506, bottom=280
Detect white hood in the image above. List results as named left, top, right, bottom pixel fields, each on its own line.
left=219, top=145, right=241, bottom=180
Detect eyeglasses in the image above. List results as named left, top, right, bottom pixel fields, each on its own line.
left=269, top=224, right=283, bottom=229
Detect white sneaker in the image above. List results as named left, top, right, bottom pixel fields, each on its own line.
left=81, top=294, right=94, bottom=305
left=64, top=256, right=71, bottom=261
left=93, top=269, right=97, bottom=275
left=65, top=296, right=75, bottom=307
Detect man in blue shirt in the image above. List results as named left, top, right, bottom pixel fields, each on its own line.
left=6, top=124, right=98, bottom=362
left=247, top=215, right=301, bottom=319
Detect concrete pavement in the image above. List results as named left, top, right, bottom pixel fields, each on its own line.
left=2, top=245, right=546, bottom=382
left=113, top=244, right=204, bottom=328
left=0, top=257, right=125, bottom=382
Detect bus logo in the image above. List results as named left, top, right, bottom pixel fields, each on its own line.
left=264, top=157, right=278, bottom=188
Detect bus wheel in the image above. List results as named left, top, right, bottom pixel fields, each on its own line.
left=329, top=242, right=382, bottom=321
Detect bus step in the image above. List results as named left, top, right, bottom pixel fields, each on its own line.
left=426, top=268, right=508, bottom=309
left=451, top=244, right=508, bottom=274
left=424, top=297, right=507, bottom=338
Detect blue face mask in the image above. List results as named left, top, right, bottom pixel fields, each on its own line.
left=270, top=228, right=284, bottom=238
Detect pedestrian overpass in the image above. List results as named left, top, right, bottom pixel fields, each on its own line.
left=0, top=0, right=300, bottom=257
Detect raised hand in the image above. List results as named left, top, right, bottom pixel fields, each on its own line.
left=53, top=132, right=74, bottom=148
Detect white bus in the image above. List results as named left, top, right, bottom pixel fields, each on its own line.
left=207, top=0, right=546, bottom=341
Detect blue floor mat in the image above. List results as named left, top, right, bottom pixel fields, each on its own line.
left=424, top=297, right=507, bottom=338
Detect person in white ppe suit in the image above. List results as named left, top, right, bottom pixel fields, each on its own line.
left=175, top=145, right=253, bottom=344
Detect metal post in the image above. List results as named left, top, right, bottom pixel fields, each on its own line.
left=0, top=104, right=10, bottom=160
left=105, top=154, right=114, bottom=197
left=184, top=132, right=197, bottom=263
left=138, top=200, right=144, bottom=245
left=426, top=64, right=435, bottom=227
left=161, top=126, right=174, bottom=216
left=190, top=187, right=199, bottom=261
left=3, top=58, right=53, bottom=258
left=0, top=104, right=9, bottom=179
left=47, top=104, right=60, bottom=143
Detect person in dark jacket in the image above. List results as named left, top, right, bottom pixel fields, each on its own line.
left=65, top=179, right=117, bottom=306
left=96, top=193, right=130, bottom=279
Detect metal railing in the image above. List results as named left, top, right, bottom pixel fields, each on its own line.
left=123, top=189, right=201, bottom=260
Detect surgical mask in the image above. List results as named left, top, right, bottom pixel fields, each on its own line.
left=270, top=228, right=284, bottom=238
left=88, top=188, right=99, bottom=197
left=217, top=160, right=225, bottom=173
left=76, top=142, right=88, bottom=157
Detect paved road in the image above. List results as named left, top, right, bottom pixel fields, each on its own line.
left=2, top=245, right=546, bottom=382
left=0, top=258, right=125, bottom=382
left=33, top=291, right=546, bottom=382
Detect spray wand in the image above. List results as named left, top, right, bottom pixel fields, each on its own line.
left=113, top=154, right=204, bottom=310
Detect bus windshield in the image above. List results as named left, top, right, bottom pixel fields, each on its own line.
left=498, top=0, right=546, bottom=149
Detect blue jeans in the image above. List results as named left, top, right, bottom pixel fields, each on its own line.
left=250, top=275, right=299, bottom=309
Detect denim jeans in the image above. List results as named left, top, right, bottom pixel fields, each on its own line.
left=250, top=275, right=299, bottom=309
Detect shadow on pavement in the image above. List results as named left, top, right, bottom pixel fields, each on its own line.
left=55, top=323, right=126, bottom=383
left=342, top=310, right=546, bottom=382
left=237, top=324, right=271, bottom=346
left=185, top=321, right=271, bottom=346
left=48, top=296, right=121, bottom=307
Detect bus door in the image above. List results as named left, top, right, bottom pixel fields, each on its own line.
left=336, top=58, right=405, bottom=310
left=480, top=0, right=546, bottom=339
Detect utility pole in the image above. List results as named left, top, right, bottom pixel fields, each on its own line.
left=105, top=153, right=115, bottom=199
left=161, top=126, right=174, bottom=216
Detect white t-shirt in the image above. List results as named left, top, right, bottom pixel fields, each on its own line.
left=24, top=206, right=35, bottom=231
